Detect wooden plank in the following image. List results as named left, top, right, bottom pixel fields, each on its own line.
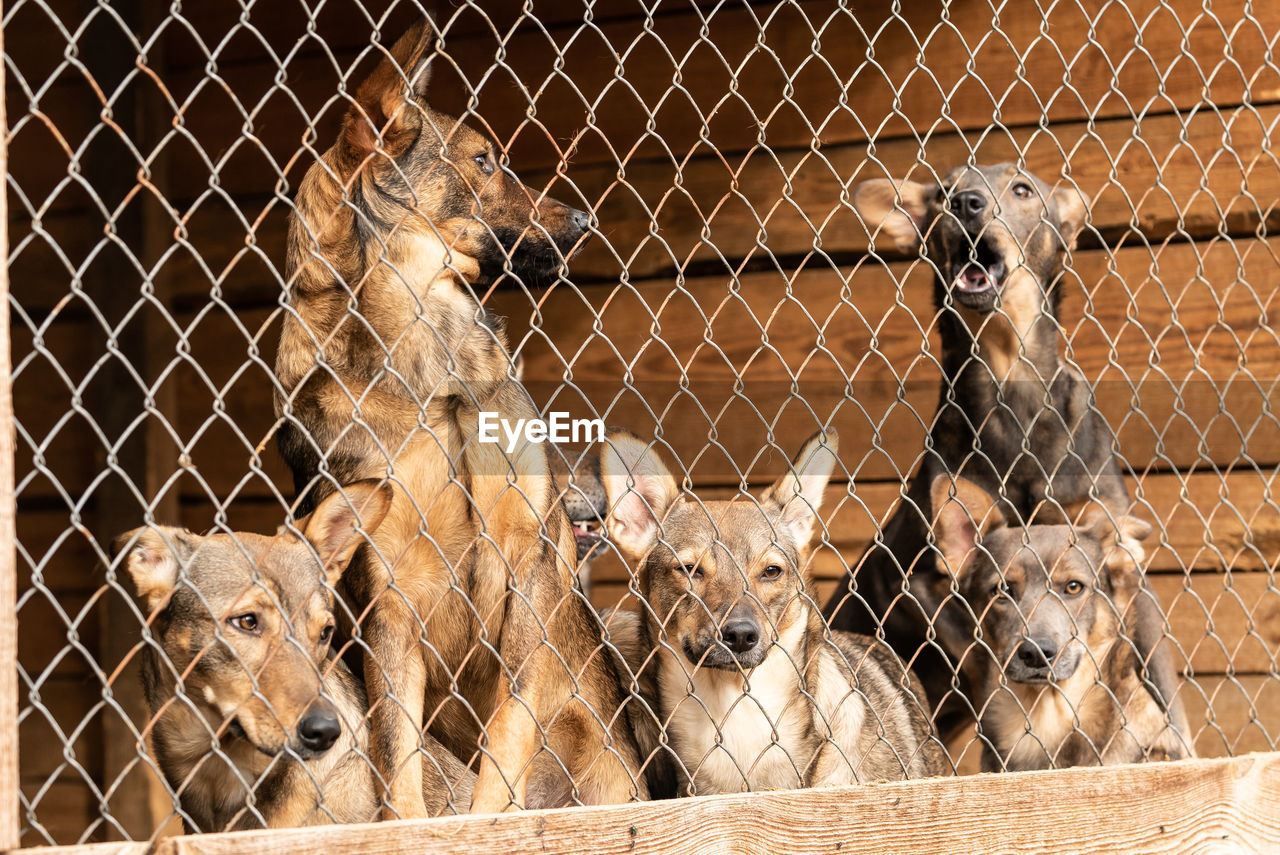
left=15, top=0, right=1280, bottom=208
left=122, top=753, right=1280, bottom=854
left=7, top=235, right=1264, bottom=499
left=13, top=235, right=1280, bottom=500
left=1, top=6, right=22, bottom=846
left=15, top=752, right=1280, bottom=854
left=133, top=0, right=1280, bottom=199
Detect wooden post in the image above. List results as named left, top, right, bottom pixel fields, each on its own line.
left=0, top=4, right=18, bottom=847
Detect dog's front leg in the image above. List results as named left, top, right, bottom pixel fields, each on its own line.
left=363, top=599, right=430, bottom=820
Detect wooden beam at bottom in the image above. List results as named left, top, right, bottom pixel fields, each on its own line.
left=15, top=752, right=1279, bottom=855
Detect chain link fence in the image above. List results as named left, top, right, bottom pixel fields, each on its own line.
left=6, top=0, right=1280, bottom=846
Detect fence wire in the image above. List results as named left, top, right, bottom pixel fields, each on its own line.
left=6, top=0, right=1280, bottom=845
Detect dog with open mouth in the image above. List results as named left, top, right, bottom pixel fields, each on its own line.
left=930, top=475, right=1195, bottom=769
left=116, top=482, right=475, bottom=832
left=600, top=429, right=945, bottom=796
left=823, top=163, right=1189, bottom=749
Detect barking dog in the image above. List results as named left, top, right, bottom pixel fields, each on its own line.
left=273, top=20, right=644, bottom=815
left=117, top=482, right=475, bottom=832
left=931, top=475, right=1194, bottom=769
left=601, top=430, right=945, bottom=796
left=824, top=163, right=1186, bottom=743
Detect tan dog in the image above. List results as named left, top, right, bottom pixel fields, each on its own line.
left=117, top=482, right=475, bottom=832
left=601, top=430, right=945, bottom=796
left=273, top=19, right=644, bottom=815
left=931, top=475, right=1194, bottom=770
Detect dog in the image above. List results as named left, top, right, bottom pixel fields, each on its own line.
left=548, top=447, right=609, bottom=595
left=823, top=163, right=1186, bottom=743
left=273, top=19, right=645, bottom=815
left=116, top=481, right=476, bottom=832
left=930, top=474, right=1195, bottom=769
left=600, top=429, right=946, bottom=796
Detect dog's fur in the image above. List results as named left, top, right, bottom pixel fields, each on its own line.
left=824, top=163, right=1186, bottom=741
left=272, top=20, right=644, bottom=815
left=601, top=429, right=945, bottom=796
left=117, top=482, right=475, bottom=832
left=930, top=475, right=1195, bottom=769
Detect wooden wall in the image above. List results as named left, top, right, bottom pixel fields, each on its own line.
left=6, top=0, right=1280, bottom=845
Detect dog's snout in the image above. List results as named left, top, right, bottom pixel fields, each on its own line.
left=1016, top=639, right=1056, bottom=670
left=564, top=205, right=591, bottom=241
left=296, top=703, right=341, bottom=754
left=720, top=619, right=761, bottom=655
left=950, top=190, right=987, bottom=219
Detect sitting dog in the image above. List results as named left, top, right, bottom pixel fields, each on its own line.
left=273, top=19, right=644, bottom=815
left=930, top=475, right=1194, bottom=769
left=116, top=481, right=475, bottom=832
left=823, top=163, right=1186, bottom=743
left=601, top=429, right=945, bottom=796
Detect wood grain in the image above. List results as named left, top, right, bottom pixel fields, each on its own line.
left=15, top=0, right=1273, bottom=206
left=137, top=753, right=1280, bottom=855
left=57, top=236, right=1266, bottom=502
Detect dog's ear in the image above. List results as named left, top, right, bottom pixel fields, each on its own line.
left=1080, top=510, right=1152, bottom=586
left=304, top=480, right=395, bottom=585
left=851, top=178, right=933, bottom=253
left=1050, top=183, right=1090, bottom=251
left=761, top=429, right=839, bottom=547
left=601, top=430, right=681, bottom=559
left=930, top=475, right=1005, bottom=578
left=114, top=526, right=195, bottom=613
left=343, top=19, right=437, bottom=160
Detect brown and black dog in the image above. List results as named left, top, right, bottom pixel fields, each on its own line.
left=823, top=163, right=1187, bottom=744
left=601, top=430, right=945, bottom=796
left=117, top=482, right=475, bottom=832
left=931, top=475, right=1194, bottom=769
left=273, top=20, right=644, bottom=815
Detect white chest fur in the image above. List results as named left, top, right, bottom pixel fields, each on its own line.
left=659, top=622, right=817, bottom=794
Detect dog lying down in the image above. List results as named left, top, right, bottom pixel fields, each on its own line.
left=599, top=429, right=947, bottom=796
left=116, top=482, right=475, bottom=832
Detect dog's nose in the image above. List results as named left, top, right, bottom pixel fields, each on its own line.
left=567, top=206, right=591, bottom=238
left=720, top=619, right=761, bottom=654
left=1016, top=639, right=1056, bottom=670
left=297, top=705, right=341, bottom=753
left=950, top=190, right=987, bottom=218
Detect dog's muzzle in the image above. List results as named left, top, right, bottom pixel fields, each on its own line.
left=948, top=233, right=1006, bottom=311
left=1004, top=638, right=1081, bottom=684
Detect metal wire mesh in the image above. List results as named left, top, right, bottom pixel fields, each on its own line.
left=6, top=0, right=1280, bottom=845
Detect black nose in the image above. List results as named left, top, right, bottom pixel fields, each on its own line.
left=720, top=619, right=760, bottom=654
left=950, top=190, right=987, bottom=218
left=297, top=705, right=341, bottom=753
left=1016, top=639, right=1056, bottom=670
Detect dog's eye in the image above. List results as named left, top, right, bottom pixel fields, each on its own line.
left=1012, top=182, right=1033, bottom=199
left=680, top=564, right=704, bottom=580
left=319, top=624, right=335, bottom=644
left=761, top=565, right=784, bottom=581
left=1063, top=580, right=1085, bottom=596
left=473, top=152, right=495, bottom=176
left=229, top=613, right=260, bottom=634
left=992, top=583, right=1011, bottom=602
